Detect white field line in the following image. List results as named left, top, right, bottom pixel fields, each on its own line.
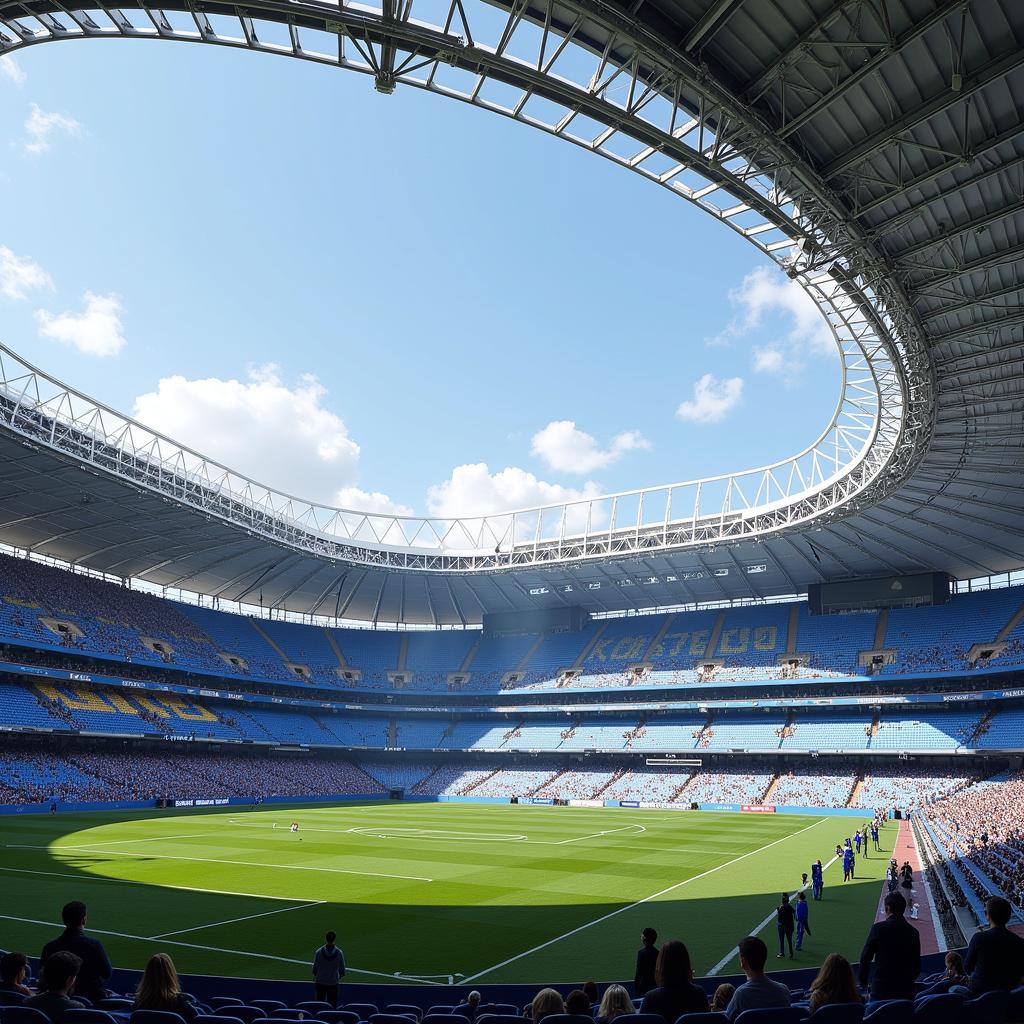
left=0, top=913, right=442, bottom=986
left=706, top=853, right=841, bottom=976
left=0, top=863, right=309, bottom=902
left=41, top=833, right=214, bottom=850
left=7, top=846, right=432, bottom=883
left=461, top=817, right=830, bottom=984
left=553, top=824, right=646, bottom=845
left=151, top=900, right=326, bottom=939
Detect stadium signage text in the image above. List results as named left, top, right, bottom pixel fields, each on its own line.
left=741, top=804, right=777, bottom=814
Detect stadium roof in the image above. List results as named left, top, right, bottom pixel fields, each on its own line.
left=0, top=0, right=1022, bottom=624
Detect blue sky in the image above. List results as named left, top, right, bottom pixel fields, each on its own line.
left=0, top=41, right=839, bottom=517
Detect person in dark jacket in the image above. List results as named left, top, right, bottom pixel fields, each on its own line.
left=858, top=891, right=921, bottom=1001
left=133, top=953, right=197, bottom=1022
left=776, top=894, right=795, bottom=959
left=40, top=902, right=111, bottom=1005
left=961, top=896, right=1024, bottom=994
left=639, top=940, right=708, bottom=1021
left=453, top=991, right=481, bottom=1021
left=633, top=928, right=658, bottom=997
left=312, top=931, right=346, bottom=1007
left=24, top=952, right=85, bottom=1024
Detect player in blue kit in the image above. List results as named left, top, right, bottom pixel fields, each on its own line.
left=811, top=860, right=824, bottom=900
left=843, top=845, right=855, bottom=881
left=795, top=892, right=811, bottom=951
left=855, top=830, right=862, bottom=854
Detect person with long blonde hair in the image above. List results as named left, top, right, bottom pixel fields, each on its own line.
left=134, top=953, right=197, bottom=1021
left=596, top=984, right=634, bottom=1024
left=808, top=953, right=862, bottom=1014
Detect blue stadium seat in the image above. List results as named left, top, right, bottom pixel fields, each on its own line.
left=385, top=1007, right=422, bottom=1020
left=425, top=1009, right=456, bottom=1018
left=96, top=1000, right=133, bottom=1011
left=1006, top=987, right=1024, bottom=1023
left=296, top=1004, right=334, bottom=1016
left=266, top=1013, right=304, bottom=1021
left=423, top=1016, right=472, bottom=1024
left=862, top=1001, right=913, bottom=1024
left=476, top=1015, right=524, bottom=1024
left=806, top=1005, right=864, bottom=1024
left=615, top=1015, right=665, bottom=1024
left=675, top=1014, right=728, bottom=1024
left=226, top=1009, right=267, bottom=1024
left=0, top=994, right=27, bottom=1007
left=63, top=1011, right=118, bottom=1024
left=344, top=1005, right=379, bottom=1020
left=211, top=1001, right=244, bottom=1010
left=733, top=1010, right=806, bottom=1024
left=194, top=1015, right=246, bottom=1024
left=910, top=994, right=963, bottom=1023
left=130, top=1011, right=188, bottom=1024
left=250, top=1004, right=286, bottom=1015
left=539, top=1016, right=593, bottom=1024
left=318, top=1013, right=359, bottom=1024
left=961, top=991, right=1009, bottom=1024
left=491, top=1009, right=519, bottom=1018
left=370, top=1014, right=420, bottom=1024
left=3, top=1008, right=52, bottom=1024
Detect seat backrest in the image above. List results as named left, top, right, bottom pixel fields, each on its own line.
left=250, top=1003, right=287, bottom=1013
left=863, top=1000, right=914, bottom=1024
left=734, top=1009, right=806, bottom=1024
left=615, top=1015, right=667, bottom=1024
left=96, top=1000, right=133, bottom=1011
left=295, top=1006, right=332, bottom=1015
left=4, top=1007, right=54, bottom=1024
left=385, top=1007, right=421, bottom=1020
left=476, top=1016, right=524, bottom=1024
left=911, top=994, right=964, bottom=1024
left=538, top=1015, right=593, bottom=1024
left=194, top=1015, right=246, bottom=1024
left=492, top=1009, right=519, bottom=1018
left=675, top=1014, right=730, bottom=1024
left=424, top=1016, right=474, bottom=1024
left=345, top=1006, right=379, bottom=1020
left=370, top=1015, right=419, bottom=1024
left=211, top=1000, right=245, bottom=1009
left=269, top=1012, right=305, bottom=1020
left=318, top=1013, right=359, bottom=1024
left=63, top=1011, right=118, bottom=1024
left=962, top=990, right=1010, bottom=1024
left=426, top=1009, right=455, bottom=1018
left=131, top=1010, right=188, bottom=1024
left=808, top=1004, right=865, bottom=1024
left=0, top=994, right=28, bottom=1008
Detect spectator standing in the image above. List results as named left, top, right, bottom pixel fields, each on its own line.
left=961, top=896, right=1024, bottom=995
left=776, top=894, right=795, bottom=959
left=133, top=953, right=197, bottom=1022
left=312, top=931, right=346, bottom=1007
left=807, top=954, right=861, bottom=1014
left=858, top=892, right=921, bottom=1001
left=40, top=901, right=111, bottom=1004
left=595, top=985, right=634, bottom=1024
left=725, top=937, right=791, bottom=1020
left=639, top=940, right=708, bottom=1021
left=795, top=892, right=811, bottom=952
left=24, top=952, right=85, bottom=1024
left=633, top=928, right=658, bottom=997
left=0, top=952, right=33, bottom=996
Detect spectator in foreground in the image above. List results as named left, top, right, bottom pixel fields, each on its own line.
left=133, top=953, right=197, bottom=1022
left=807, top=954, right=861, bottom=1014
left=858, top=891, right=921, bottom=1002
left=565, top=990, right=590, bottom=1015
left=530, top=988, right=565, bottom=1023
left=711, top=984, right=735, bottom=1012
left=454, top=991, right=481, bottom=1020
left=582, top=981, right=599, bottom=1006
left=312, top=930, right=346, bottom=1007
left=40, top=901, right=112, bottom=1004
left=25, top=952, right=85, bottom=1024
left=0, top=952, right=33, bottom=996
left=639, top=940, right=708, bottom=1020
left=725, top=937, right=791, bottom=1021
left=634, top=927, right=658, bottom=997
left=962, top=896, right=1024, bottom=994
left=596, top=984, right=634, bottom=1024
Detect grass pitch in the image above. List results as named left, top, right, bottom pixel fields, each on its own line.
left=0, top=802, right=895, bottom=985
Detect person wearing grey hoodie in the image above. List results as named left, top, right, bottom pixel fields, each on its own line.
left=313, top=931, right=346, bottom=1006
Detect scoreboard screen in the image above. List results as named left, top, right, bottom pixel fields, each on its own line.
left=808, top=572, right=952, bottom=614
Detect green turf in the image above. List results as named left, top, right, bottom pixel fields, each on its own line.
left=0, top=802, right=896, bottom=985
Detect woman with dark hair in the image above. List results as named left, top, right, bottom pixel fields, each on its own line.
left=639, top=940, right=708, bottom=1022
left=807, top=954, right=862, bottom=1014
left=133, top=954, right=197, bottom=1022
left=0, top=952, right=33, bottom=995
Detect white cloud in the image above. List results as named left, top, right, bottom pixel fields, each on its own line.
left=0, top=56, right=26, bottom=87
left=0, top=245, right=53, bottom=300
left=132, top=365, right=403, bottom=515
left=676, top=373, right=744, bottom=424
left=530, top=420, right=650, bottom=474
left=35, top=291, right=125, bottom=357
left=335, top=486, right=413, bottom=517
left=706, top=265, right=835, bottom=363
left=23, top=103, right=81, bottom=154
left=427, top=462, right=603, bottom=518
left=752, top=346, right=786, bottom=374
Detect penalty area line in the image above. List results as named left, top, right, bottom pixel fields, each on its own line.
left=0, top=914, right=444, bottom=986
left=151, top=900, right=327, bottom=939
left=460, top=817, right=829, bottom=984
